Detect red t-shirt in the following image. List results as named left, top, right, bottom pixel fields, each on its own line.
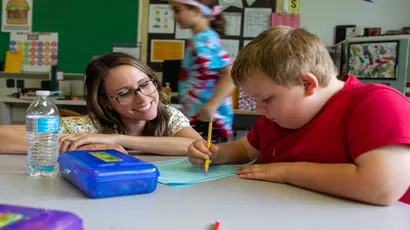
left=247, top=75, right=410, bottom=204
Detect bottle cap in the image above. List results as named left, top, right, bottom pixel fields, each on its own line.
left=165, top=82, right=171, bottom=87
left=36, top=90, right=51, bottom=96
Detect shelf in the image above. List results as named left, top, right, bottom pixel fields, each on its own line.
left=0, top=71, right=84, bottom=80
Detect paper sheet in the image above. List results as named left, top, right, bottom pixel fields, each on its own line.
left=246, top=0, right=257, bottom=6
left=175, top=25, right=192, bottom=39
left=219, top=0, right=243, bottom=11
left=223, top=12, right=242, bottom=36
left=221, top=39, right=240, bottom=60
left=151, top=39, right=185, bottom=62
left=148, top=4, right=175, bottom=34
left=290, top=14, right=300, bottom=28
left=276, top=0, right=285, bottom=13
left=243, top=8, right=272, bottom=38
left=271, top=13, right=300, bottom=28
left=243, top=40, right=252, bottom=47
left=112, top=45, right=141, bottom=60
left=153, top=157, right=257, bottom=186
left=271, top=13, right=281, bottom=27
left=2, top=0, right=32, bottom=32
left=288, top=0, right=300, bottom=14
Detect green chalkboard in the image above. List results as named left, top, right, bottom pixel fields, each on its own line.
left=0, top=0, right=139, bottom=73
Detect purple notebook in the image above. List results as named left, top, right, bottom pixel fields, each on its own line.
left=0, top=204, right=82, bottom=230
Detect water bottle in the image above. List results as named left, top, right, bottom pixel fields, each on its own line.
left=26, top=90, right=60, bottom=176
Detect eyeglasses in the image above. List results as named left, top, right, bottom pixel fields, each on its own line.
left=110, top=79, right=157, bottom=105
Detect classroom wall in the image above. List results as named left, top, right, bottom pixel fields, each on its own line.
left=300, top=0, right=410, bottom=46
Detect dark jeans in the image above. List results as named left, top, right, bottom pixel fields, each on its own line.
left=192, top=121, right=227, bottom=144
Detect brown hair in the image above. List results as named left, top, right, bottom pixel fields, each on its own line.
left=187, top=0, right=226, bottom=35
left=231, top=26, right=338, bottom=87
left=84, top=52, right=170, bottom=136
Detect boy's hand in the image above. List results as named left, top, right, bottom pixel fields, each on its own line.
left=236, top=163, right=290, bottom=183
left=187, top=139, right=219, bottom=166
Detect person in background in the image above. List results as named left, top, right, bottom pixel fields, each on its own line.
left=187, top=26, right=410, bottom=206
left=0, top=52, right=202, bottom=155
left=170, top=0, right=236, bottom=143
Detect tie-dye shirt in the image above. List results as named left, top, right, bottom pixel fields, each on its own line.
left=179, top=29, right=233, bottom=138
left=59, top=105, right=190, bottom=136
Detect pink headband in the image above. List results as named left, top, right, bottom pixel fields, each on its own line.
left=175, top=0, right=222, bottom=16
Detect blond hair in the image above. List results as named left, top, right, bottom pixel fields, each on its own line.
left=231, top=26, right=338, bottom=87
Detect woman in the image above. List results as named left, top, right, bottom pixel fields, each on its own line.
left=0, top=52, right=202, bottom=155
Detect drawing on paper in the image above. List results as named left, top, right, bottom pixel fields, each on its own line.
left=347, top=41, right=399, bottom=79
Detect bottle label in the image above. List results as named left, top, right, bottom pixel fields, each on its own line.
left=90, top=151, right=123, bottom=162
left=0, top=212, right=24, bottom=227
left=36, top=117, right=60, bottom=133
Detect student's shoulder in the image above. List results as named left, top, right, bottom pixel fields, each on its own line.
left=164, top=105, right=190, bottom=136
left=164, top=105, right=190, bottom=123
left=349, top=82, right=409, bottom=110
left=193, top=29, right=220, bottom=44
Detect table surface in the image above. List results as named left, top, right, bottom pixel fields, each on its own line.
left=1, top=154, right=409, bottom=230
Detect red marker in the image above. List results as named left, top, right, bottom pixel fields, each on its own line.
left=213, top=221, right=220, bottom=230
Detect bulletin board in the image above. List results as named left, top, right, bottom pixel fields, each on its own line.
left=0, top=0, right=140, bottom=73
left=146, top=0, right=276, bottom=72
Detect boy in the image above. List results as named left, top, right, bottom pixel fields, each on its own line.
left=187, top=26, right=410, bottom=206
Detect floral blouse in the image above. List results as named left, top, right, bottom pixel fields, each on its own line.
left=60, top=105, right=190, bottom=136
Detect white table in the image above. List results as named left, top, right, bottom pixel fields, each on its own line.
left=1, top=154, right=410, bottom=230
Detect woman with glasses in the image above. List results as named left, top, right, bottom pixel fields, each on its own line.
left=0, top=52, right=202, bottom=155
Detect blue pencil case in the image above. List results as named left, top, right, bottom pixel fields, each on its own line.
left=58, top=149, right=159, bottom=199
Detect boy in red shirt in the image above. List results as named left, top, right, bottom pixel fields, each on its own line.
left=187, top=26, right=410, bottom=206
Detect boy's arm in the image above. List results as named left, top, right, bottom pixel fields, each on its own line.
left=283, top=144, right=410, bottom=206
left=213, top=137, right=261, bottom=164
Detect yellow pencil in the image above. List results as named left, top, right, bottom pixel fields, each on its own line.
left=204, top=118, right=213, bottom=174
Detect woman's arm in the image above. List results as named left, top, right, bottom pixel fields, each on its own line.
left=0, top=125, right=28, bottom=154
left=65, top=130, right=200, bottom=156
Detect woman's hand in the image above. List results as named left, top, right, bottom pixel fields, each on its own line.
left=59, top=133, right=121, bottom=153
left=76, top=143, right=128, bottom=154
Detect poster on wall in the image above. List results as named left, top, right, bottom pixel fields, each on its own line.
left=287, top=0, right=299, bottom=14
left=221, top=39, right=240, bottom=60
left=9, top=32, right=59, bottom=72
left=243, top=8, right=272, bottom=38
left=1, top=0, right=32, bottom=32
left=223, top=12, right=242, bottom=36
left=219, top=0, right=243, bottom=11
left=347, top=41, right=398, bottom=79
left=150, top=39, right=185, bottom=62
left=148, top=4, right=175, bottom=34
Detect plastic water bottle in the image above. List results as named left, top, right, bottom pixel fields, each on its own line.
left=26, top=90, right=60, bottom=176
